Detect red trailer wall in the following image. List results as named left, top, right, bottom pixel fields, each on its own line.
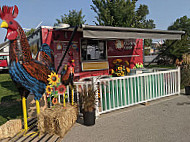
left=41, top=28, right=81, bottom=74
left=52, top=31, right=82, bottom=74
left=107, top=39, right=143, bottom=69
left=41, top=28, right=144, bottom=80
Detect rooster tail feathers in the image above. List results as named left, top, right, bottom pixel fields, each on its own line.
left=39, top=43, right=53, bottom=57
left=36, top=43, right=55, bottom=71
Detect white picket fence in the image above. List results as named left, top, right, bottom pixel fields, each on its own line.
left=50, top=67, right=180, bottom=117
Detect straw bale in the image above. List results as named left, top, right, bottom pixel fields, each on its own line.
left=27, top=94, right=47, bottom=118
left=0, top=119, right=22, bottom=140
left=38, top=104, right=77, bottom=137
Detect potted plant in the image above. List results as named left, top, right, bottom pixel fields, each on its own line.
left=80, top=86, right=96, bottom=126
left=181, top=65, right=190, bottom=95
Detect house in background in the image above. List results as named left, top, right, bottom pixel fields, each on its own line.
left=144, top=41, right=164, bottom=65
left=0, top=41, right=9, bottom=70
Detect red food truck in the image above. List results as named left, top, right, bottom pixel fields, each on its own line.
left=28, top=25, right=146, bottom=80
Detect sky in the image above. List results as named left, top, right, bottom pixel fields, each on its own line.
left=0, top=0, right=190, bottom=43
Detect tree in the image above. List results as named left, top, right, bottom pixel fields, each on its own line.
left=25, top=28, right=36, bottom=37
left=91, top=0, right=155, bottom=29
left=162, top=16, right=190, bottom=63
left=91, top=0, right=155, bottom=46
left=54, top=9, right=86, bottom=27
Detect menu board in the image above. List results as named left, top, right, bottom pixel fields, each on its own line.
left=54, top=41, right=80, bottom=73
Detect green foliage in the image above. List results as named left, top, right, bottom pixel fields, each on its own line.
left=54, top=9, right=86, bottom=27
left=144, top=39, right=153, bottom=47
left=0, top=73, right=21, bottom=126
left=163, top=34, right=189, bottom=61
left=181, top=65, right=190, bottom=88
left=144, top=49, right=150, bottom=56
left=91, top=0, right=155, bottom=29
left=162, top=16, right=190, bottom=62
left=25, top=28, right=36, bottom=37
left=168, top=16, right=190, bottom=35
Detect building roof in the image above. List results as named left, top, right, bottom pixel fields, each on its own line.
left=0, top=41, right=9, bottom=51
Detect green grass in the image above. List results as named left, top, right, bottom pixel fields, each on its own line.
left=0, top=73, right=22, bottom=126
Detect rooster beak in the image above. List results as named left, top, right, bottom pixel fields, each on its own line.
left=1, top=21, right=8, bottom=28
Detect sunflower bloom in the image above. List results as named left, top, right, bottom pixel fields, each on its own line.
left=126, top=67, right=130, bottom=73
left=48, top=72, right=60, bottom=86
left=46, top=85, right=53, bottom=94
left=113, top=59, right=122, bottom=64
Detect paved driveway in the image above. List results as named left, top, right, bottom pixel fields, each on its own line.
left=63, top=94, right=190, bottom=142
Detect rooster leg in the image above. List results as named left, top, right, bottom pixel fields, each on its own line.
left=36, top=100, right=40, bottom=115
left=22, top=96, right=28, bottom=131
left=71, top=88, right=74, bottom=106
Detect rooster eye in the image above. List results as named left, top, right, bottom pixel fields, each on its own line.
left=9, top=21, right=13, bottom=25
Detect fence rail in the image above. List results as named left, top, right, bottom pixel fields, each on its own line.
left=48, top=68, right=180, bottom=117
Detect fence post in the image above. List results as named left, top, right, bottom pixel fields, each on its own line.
left=178, top=67, right=181, bottom=95
left=93, top=77, right=100, bottom=118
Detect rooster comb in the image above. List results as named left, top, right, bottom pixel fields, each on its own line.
left=0, top=5, right=18, bottom=19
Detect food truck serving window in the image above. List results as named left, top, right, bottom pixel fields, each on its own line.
left=81, top=39, right=106, bottom=61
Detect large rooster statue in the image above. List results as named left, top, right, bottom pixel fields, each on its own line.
left=0, top=5, right=54, bottom=131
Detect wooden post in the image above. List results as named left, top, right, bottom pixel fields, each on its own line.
left=178, top=66, right=181, bottom=95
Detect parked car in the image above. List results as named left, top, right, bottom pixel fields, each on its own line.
left=0, top=55, right=9, bottom=71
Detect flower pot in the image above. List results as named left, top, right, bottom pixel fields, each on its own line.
left=185, top=86, right=190, bottom=95
left=83, top=110, right=95, bottom=126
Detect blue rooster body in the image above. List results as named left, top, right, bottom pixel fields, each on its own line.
left=6, top=26, right=53, bottom=101
left=9, top=61, right=47, bottom=100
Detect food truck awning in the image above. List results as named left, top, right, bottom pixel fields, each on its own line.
left=82, top=25, right=185, bottom=40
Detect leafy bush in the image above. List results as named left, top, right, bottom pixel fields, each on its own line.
left=181, top=65, right=190, bottom=88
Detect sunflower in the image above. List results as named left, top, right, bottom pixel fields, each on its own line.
left=110, top=69, right=115, bottom=74
left=113, top=59, right=122, bottom=64
left=58, top=85, right=66, bottom=94
left=48, top=72, right=60, bottom=86
left=118, top=66, right=122, bottom=70
left=126, top=67, right=130, bottom=73
left=124, top=60, right=129, bottom=67
left=46, top=85, right=53, bottom=94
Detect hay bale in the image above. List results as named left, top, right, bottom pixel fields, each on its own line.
left=27, top=94, right=47, bottom=118
left=0, top=119, right=22, bottom=140
left=38, top=104, right=77, bottom=137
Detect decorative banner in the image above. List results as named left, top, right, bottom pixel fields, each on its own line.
left=123, top=39, right=136, bottom=50
left=71, top=43, right=78, bottom=50
left=115, top=40, right=124, bottom=50
left=54, top=41, right=80, bottom=73
left=56, top=42, right=63, bottom=50
left=115, top=39, right=136, bottom=50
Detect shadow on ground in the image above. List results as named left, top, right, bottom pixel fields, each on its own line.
left=177, top=93, right=190, bottom=106
left=76, top=116, right=84, bottom=125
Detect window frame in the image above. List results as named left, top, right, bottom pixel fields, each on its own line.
left=80, top=38, right=107, bottom=62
